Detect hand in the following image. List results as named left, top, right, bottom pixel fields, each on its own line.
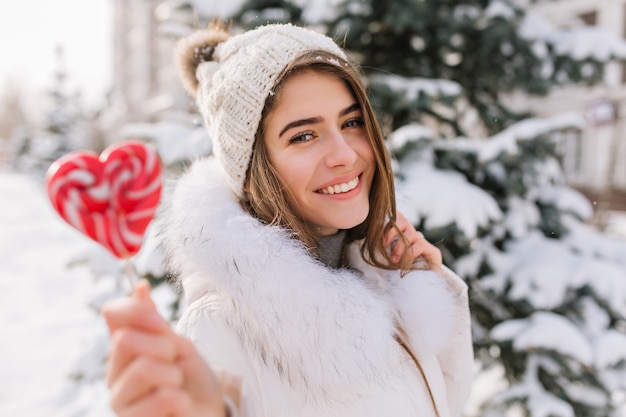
left=384, top=210, right=442, bottom=270
left=102, top=280, right=228, bottom=417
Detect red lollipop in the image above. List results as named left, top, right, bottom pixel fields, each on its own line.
left=46, top=141, right=162, bottom=259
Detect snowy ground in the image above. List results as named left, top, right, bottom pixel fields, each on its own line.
left=0, top=171, right=120, bottom=417
left=1, top=170, right=625, bottom=416
left=0, top=170, right=179, bottom=417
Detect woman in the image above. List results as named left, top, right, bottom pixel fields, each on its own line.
left=104, top=23, right=473, bottom=417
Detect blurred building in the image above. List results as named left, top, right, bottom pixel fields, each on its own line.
left=101, top=0, right=196, bottom=135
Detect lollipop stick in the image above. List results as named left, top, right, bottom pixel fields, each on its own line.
left=124, top=259, right=138, bottom=291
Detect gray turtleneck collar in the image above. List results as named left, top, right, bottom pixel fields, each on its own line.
left=317, top=230, right=347, bottom=269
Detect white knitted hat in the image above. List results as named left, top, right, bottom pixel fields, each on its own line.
left=176, top=24, right=347, bottom=197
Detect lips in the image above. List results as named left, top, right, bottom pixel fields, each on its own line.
left=317, top=176, right=359, bottom=195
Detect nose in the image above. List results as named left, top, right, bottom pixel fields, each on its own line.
left=324, top=129, right=358, bottom=168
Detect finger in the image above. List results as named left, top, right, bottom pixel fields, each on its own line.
left=392, top=226, right=442, bottom=265
left=102, top=293, right=169, bottom=335
left=384, top=210, right=409, bottom=248
left=110, top=356, right=185, bottom=412
left=107, top=327, right=179, bottom=387
left=394, top=210, right=413, bottom=235
left=388, top=234, right=406, bottom=263
left=389, top=224, right=414, bottom=263
left=174, top=335, right=225, bottom=405
left=384, top=228, right=400, bottom=250
left=420, top=239, right=442, bottom=266
left=115, top=387, right=192, bottom=417
left=216, top=370, right=242, bottom=409
left=395, top=209, right=409, bottom=225
left=387, top=211, right=413, bottom=249
left=133, top=279, right=152, bottom=302
left=409, top=239, right=442, bottom=267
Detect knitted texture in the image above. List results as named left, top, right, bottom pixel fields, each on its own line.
left=195, top=24, right=347, bottom=197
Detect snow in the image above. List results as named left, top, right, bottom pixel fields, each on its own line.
left=594, top=331, right=626, bottom=369
left=435, top=112, right=585, bottom=163
left=482, top=233, right=573, bottom=309
left=520, top=13, right=626, bottom=61
left=527, top=389, right=575, bottom=417
left=538, top=185, right=593, bottom=220
left=119, top=120, right=211, bottom=165
left=551, top=28, right=626, bottom=61
left=452, top=5, right=482, bottom=21
left=0, top=171, right=177, bottom=416
left=241, top=7, right=291, bottom=24
left=298, top=0, right=344, bottom=23
left=563, top=216, right=626, bottom=269
left=482, top=231, right=626, bottom=314
left=0, top=172, right=116, bottom=416
left=387, top=123, right=434, bottom=152
left=490, top=356, right=578, bottom=417
left=503, top=196, right=541, bottom=238
left=396, top=158, right=502, bottom=239
left=491, top=311, right=594, bottom=365
left=345, top=1, right=371, bottom=16
left=485, top=1, right=516, bottom=20
left=370, top=74, right=463, bottom=101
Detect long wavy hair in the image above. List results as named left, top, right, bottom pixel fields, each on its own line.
left=242, top=50, right=413, bottom=272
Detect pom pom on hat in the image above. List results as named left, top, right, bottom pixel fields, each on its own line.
left=175, top=23, right=347, bottom=197
left=175, top=24, right=230, bottom=96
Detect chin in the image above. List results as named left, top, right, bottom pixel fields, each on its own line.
left=335, top=209, right=369, bottom=230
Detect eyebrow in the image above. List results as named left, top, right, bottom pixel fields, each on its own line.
left=278, top=103, right=362, bottom=138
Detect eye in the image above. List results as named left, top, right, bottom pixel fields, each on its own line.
left=288, top=131, right=315, bottom=144
left=343, top=117, right=365, bottom=129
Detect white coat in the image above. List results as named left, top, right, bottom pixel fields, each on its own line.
left=162, top=157, right=474, bottom=417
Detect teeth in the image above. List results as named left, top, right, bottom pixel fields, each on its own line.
left=319, top=176, right=359, bottom=195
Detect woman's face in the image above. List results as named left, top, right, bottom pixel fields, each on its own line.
left=262, top=70, right=375, bottom=236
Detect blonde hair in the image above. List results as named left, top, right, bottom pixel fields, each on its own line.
left=243, top=51, right=414, bottom=272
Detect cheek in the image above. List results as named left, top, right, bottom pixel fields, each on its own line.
left=358, top=137, right=376, bottom=168
left=272, top=157, right=316, bottom=194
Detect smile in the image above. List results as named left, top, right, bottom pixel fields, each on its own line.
left=317, top=176, right=359, bottom=195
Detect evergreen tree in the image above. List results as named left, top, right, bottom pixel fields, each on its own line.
left=328, top=0, right=609, bottom=135
left=12, top=45, right=90, bottom=175
left=44, top=45, right=88, bottom=160
left=0, top=78, right=29, bottom=140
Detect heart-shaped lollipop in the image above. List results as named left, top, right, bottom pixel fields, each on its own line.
left=46, top=141, right=162, bottom=258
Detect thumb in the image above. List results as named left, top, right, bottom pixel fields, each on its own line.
left=102, top=279, right=169, bottom=334
left=133, top=279, right=155, bottom=303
